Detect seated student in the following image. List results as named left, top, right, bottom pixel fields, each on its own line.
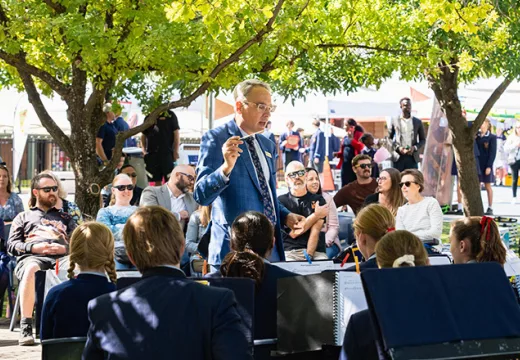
left=346, top=204, right=395, bottom=272
left=449, top=216, right=506, bottom=265
left=278, top=161, right=329, bottom=261
left=83, top=206, right=251, bottom=360
left=40, top=222, right=116, bottom=340
left=214, top=211, right=296, bottom=340
left=96, top=174, right=138, bottom=269
left=396, top=169, right=443, bottom=242
left=340, top=230, right=428, bottom=360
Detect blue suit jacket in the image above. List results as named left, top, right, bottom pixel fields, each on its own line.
left=279, top=130, right=301, bottom=163
left=339, top=310, right=379, bottom=360
left=309, top=129, right=326, bottom=161
left=194, top=120, right=290, bottom=265
left=40, top=274, right=116, bottom=340
left=83, top=267, right=252, bottom=360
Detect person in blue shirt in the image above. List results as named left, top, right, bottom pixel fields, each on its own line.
left=40, top=222, right=116, bottom=340
left=279, top=120, right=301, bottom=170
left=309, top=119, right=326, bottom=173
left=96, top=103, right=118, bottom=165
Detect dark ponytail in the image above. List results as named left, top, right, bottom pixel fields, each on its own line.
left=220, top=250, right=265, bottom=287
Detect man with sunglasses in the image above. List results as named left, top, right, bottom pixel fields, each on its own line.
left=7, top=173, right=77, bottom=346
left=195, top=79, right=306, bottom=270
left=141, top=164, right=198, bottom=230
left=278, top=161, right=329, bottom=261
left=333, top=154, right=378, bottom=215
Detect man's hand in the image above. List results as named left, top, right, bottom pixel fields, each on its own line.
left=314, top=202, right=329, bottom=219
left=281, top=140, right=288, bottom=147
left=221, top=136, right=243, bottom=176
left=285, top=213, right=305, bottom=232
left=31, top=243, right=52, bottom=255
left=179, top=210, right=190, bottom=220
left=46, top=244, right=67, bottom=256
left=485, top=167, right=491, bottom=176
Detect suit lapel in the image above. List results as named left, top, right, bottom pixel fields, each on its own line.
left=256, top=136, right=275, bottom=176
left=160, top=185, right=171, bottom=210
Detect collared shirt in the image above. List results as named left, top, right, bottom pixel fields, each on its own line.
left=79, top=271, right=108, bottom=278
left=400, top=116, right=413, bottom=149
left=167, top=185, right=188, bottom=224
left=238, top=128, right=276, bottom=221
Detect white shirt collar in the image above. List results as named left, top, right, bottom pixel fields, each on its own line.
left=166, top=184, right=185, bottom=200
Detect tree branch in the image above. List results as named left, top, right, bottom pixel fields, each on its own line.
left=17, top=70, right=73, bottom=156
left=0, top=51, right=70, bottom=98
left=43, top=0, right=66, bottom=14
left=317, top=43, right=424, bottom=54
left=472, top=77, right=513, bottom=136
left=101, top=0, right=287, bottom=178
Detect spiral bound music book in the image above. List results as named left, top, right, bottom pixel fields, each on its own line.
left=276, top=271, right=367, bottom=354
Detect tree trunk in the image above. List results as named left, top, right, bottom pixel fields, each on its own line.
left=428, top=63, right=484, bottom=216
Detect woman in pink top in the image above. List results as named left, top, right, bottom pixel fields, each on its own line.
left=306, top=168, right=341, bottom=258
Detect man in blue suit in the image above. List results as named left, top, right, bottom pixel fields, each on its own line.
left=309, top=119, right=326, bottom=173
left=83, top=206, right=251, bottom=360
left=194, top=79, right=305, bottom=269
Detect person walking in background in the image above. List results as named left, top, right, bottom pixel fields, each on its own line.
left=495, top=127, right=508, bottom=187
left=297, top=127, right=308, bottom=163
left=279, top=120, right=301, bottom=170
left=476, top=118, right=497, bottom=215
left=262, top=120, right=276, bottom=144
left=388, top=98, right=426, bottom=171
left=308, top=119, right=326, bottom=173
left=336, top=118, right=364, bottom=187
left=504, top=123, right=520, bottom=204
left=141, top=109, right=180, bottom=185
left=40, top=222, right=116, bottom=340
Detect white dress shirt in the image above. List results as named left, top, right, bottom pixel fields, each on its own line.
left=167, top=185, right=188, bottom=225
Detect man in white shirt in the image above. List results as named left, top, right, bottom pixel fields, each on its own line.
left=140, top=165, right=198, bottom=229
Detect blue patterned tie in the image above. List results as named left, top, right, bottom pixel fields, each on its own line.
left=245, top=136, right=276, bottom=225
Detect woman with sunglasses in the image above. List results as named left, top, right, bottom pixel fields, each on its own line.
left=96, top=174, right=138, bottom=269
left=103, top=164, right=143, bottom=207
left=504, top=122, right=520, bottom=204
left=396, top=169, right=443, bottom=242
left=363, top=168, right=405, bottom=216
left=305, top=168, right=342, bottom=258
left=0, top=165, right=24, bottom=225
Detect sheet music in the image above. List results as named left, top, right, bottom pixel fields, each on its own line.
left=504, top=250, right=520, bottom=277
left=429, top=256, right=452, bottom=266
left=273, top=261, right=335, bottom=275
left=337, top=272, right=368, bottom=344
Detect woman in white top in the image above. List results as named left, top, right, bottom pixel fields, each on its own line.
left=504, top=123, right=520, bottom=203
left=396, top=169, right=443, bottom=242
left=305, top=167, right=341, bottom=258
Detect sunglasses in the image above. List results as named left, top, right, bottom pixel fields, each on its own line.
left=114, top=184, right=134, bottom=191
left=399, top=181, right=417, bottom=188
left=179, top=172, right=195, bottom=182
left=355, top=163, right=372, bottom=170
left=287, top=170, right=306, bottom=178
left=38, top=186, right=58, bottom=193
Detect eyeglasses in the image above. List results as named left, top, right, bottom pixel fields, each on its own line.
left=377, top=176, right=388, bottom=182
left=38, top=186, right=58, bottom=193
left=287, top=170, right=306, bottom=178
left=179, top=172, right=195, bottom=182
left=114, top=184, right=134, bottom=191
left=355, top=163, right=372, bottom=170
left=399, top=181, right=417, bottom=188
left=242, top=101, right=277, bottom=113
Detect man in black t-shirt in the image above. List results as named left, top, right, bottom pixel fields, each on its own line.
left=141, top=110, right=181, bottom=185
left=278, top=161, right=329, bottom=261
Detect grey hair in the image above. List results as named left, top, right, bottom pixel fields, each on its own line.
left=102, top=103, right=112, bottom=113
left=233, top=79, right=271, bottom=101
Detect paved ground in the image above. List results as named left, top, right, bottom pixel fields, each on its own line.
left=0, top=319, right=40, bottom=359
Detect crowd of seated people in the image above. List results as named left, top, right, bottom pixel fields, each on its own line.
left=4, top=146, right=515, bottom=360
